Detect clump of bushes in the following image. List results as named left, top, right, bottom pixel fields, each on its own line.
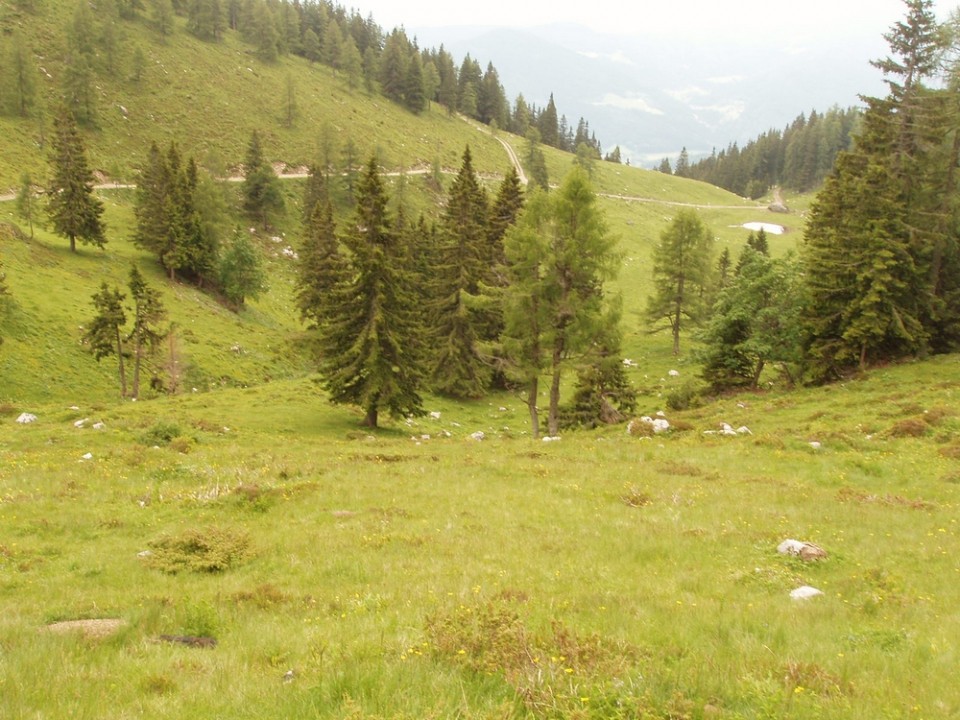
left=145, top=526, right=250, bottom=574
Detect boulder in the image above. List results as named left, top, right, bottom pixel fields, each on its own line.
left=790, top=585, right=824, bottom=600
left=16, top=413, right=37, bottom=424
left=768, top=201, right=789, bottom=214
left=778, top=539, right=827, bottom=561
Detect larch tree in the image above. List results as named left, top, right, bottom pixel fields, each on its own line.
left=317, top=157, right=426, bottom=428
left=646, top=209, right=714, bottom=356
left=502, top=168, right=620, bottom=437
left=127, top=265, right=167, bottom=400
left=84, top=282, right=128, bottom=397
left=47, top=108, right=106, bottom=252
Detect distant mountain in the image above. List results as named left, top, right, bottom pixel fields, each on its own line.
left=411, top=23, right=891, bottom=166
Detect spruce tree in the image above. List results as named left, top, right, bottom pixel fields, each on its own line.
left=646, top=209, right=713, bottom=356
left=430, top=147, right=491, bottom=398
left=241, top=130, right=283, bottom=227
left=84, top=282, right=128, bottom=397
left=295, top=198, right=346, bottom=328
left=317, top=157, right=426, bottom=428
left=47, top=108, right=106, bottom=252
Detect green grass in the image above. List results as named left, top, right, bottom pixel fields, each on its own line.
left=1, top=358, right=958, bottom=718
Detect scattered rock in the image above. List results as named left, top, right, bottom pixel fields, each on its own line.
left=720, top=423, right=738, bottom=436
left=16, top=413, right=37, bottom=424
left=81, top=452, right=93, bottom=461
left=777, top=539, right=827, bottom=561
left=790, top=585, right=824, bottom=600
left=622, top=358, right=638, bottom=368
left=46, top=618, right=126, bottom=639
left=74, top=418, right=89, bottom=428
left=542, top=436, right=561, bottom=442
left=92, top=422, right=105, bottom=430
left=768, top=201, right=790, bottom=214
left=668, top=369, right=680, bottom=377
left=137, top=550, right=153, bottom=557
left=736, top=426, right=752, bottom=435
left=429, top=411, right=441, bottom=420
left=283, top=669, right=296, bottom=683
left=469, top=431, right=485, bottom=441
left=809, top=441, right=822, bottom=450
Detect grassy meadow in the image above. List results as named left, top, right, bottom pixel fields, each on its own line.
left=2, top=7, right=958, bottom=715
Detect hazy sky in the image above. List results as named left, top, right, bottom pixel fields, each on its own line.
left=349, top=0, right=953, bottom=41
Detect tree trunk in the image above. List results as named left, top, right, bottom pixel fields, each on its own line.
left=132, top=342, right=142, bottom=400
left=526, top=378, right=540, bottom=439
left=362, top=406, right=378, bottom=428
left=69, top=233, right=76, bottom=253
left=751, top=358, right=765, bottom=389
left=548, top=346, right=563, bottom=436
left=114, top=327, right=127, bottom=398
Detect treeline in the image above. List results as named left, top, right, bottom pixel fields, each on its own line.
left=660, top=106, right=861, bottom=198
left=0, top=0, right=604, bottom=159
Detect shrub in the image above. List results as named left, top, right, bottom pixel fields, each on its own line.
left=142, top=421, right=183, bottom=445
left=145, top=526, right=250, bottom=574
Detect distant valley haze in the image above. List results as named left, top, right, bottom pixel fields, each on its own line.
left=355, top=0, right=954, bottom=166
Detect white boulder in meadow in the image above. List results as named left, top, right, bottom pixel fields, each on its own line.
left=16, top=413, right=38, bottom=424
left=790, top=585, right=824, bottom=600
left=778, top=539, right=827, bottom=561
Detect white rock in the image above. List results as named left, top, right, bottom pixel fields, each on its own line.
left=809, top=441, right=822, bottom=450
left=420, top=434, right=430, bottom=441
left=429, top=411, right=441, bottom=420
left=81, top=452, right=93, bottom=460
left=668, top=369, right=680, bottom=377
left=92, top=422, right=105, bottom=430
left=469, top=431, right=485, bottom=441
left=736, top=426, right=752, bottom=435
left=652, top=419, right=670, bottom=433
left=656, top=410, right=667, bottom=418
left=69, top=406, right=81, bottom=411
left=74, top=418, right=89, bottom=428
left=720, top=423, right=737, bottom=436
left=778, top=539, right=808, bottom=556
left=499, top=406, right=508, bottom=412
left=542, top=436, right=561, bottom=442
left=16, top=413, right=38, bottom=424
left=137, top=550, right=153, bottom=558
left=790, top=586, right=824, bottom=600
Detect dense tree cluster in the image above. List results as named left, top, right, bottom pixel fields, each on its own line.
left=664, top=107, right=861, bottom=198
left=294, top=149, right=621, bottom=431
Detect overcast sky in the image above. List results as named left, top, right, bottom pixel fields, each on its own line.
left=349, top=0, right=953, bottom=43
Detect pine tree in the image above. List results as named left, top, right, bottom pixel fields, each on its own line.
left=317, top=157, right=426, bottom=427
left=646, top=209, right=713, bottom=355
left=47, top=108, right=106, bottom=252
left=241, top=130, right=283, bottom=227
left=127, top=264, right=167, bottom=400
left=84, top=282, right=128, bottom=397
left=674, top=147, right=690, bottom=177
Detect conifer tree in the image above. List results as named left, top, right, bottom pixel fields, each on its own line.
left=219, top=230, right=267, bottom=310
left=502, top=169, right=619, bottom=436
left=317, top=157, right=426, bottom=428
left=84, top=282, right=128, bottom=397
left=538, top=93, right=559, bottom=148
left=15, top=173, right=39, bottom=239
left=241, top=130, right=283, bottom=227
left=430, top=147, right=492, bottom=398
left=296, top=198, right=346, bottom=328
left=127, top=264, right=167, bottom=400
left=646, top=209, right=713, bottom=355
left=47, top=108, right=106, bottom=252
left=3, top=31, right=38, bottom=118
